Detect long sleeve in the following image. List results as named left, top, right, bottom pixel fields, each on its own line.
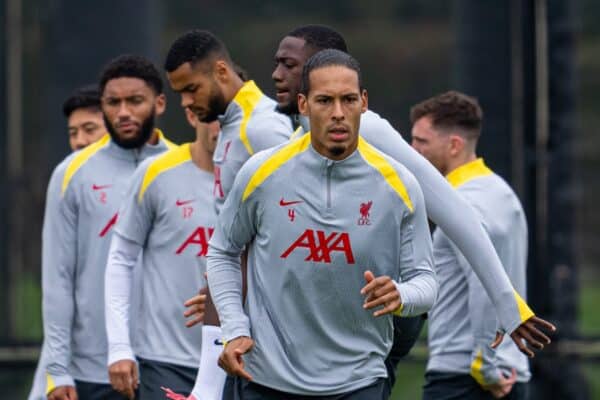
left=207, top=162, right=258, bottom=342
left=393, top=171, right=438, bottom=316
left=105, top=233, right=143, bottom=365
left=360, top=111, right=533, bottom=333
left=42, top=164, right=77, bottom=390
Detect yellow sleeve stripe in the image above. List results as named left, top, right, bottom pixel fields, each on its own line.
left=61, top=134, right=111, bottom=195
left=156, top=129, right=178, bottom=150
left=242, top=133, right=311, bottom=202
left=470, top=349, right=487, bottom=386
left=447, top=158, right=493, bottom=188
left=138, top=143, right=190, bottom=202
left=46, top=373, right=56, bottom=395
left=357, top=137, right=414, bottom=212
left=393, top=303, right=404, bottom=316
left=234, top=80, right=264, bottom=156
left=514, top=289, right=535, bottom=323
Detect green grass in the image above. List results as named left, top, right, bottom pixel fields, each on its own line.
left=579, top=274, right=600, bottom=335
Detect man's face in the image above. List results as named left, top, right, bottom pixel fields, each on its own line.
left=167, top=62, right=228, bottom=123
left=101, top=77, right=165, bottom=149
left=411, top=116, right=451, bottom=175
left=298, top=65, right=367, bottom=160
left=272, top=36, right=315, bottom=115
left=68, top=108, right=106, bottom=151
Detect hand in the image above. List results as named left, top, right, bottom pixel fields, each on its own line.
left=218, top=336, right=254, bottom=380
left=47, top=386, right=78, bottom=400
left=183, top=287, right=208, bottom=328
left=161, top=386, right=197, bottom=400
left=494, top=316, right=556, bottom=358
left=361, top=270, right=402, bottom=317
left=484, top=368, right=517, bottom=399
left=108, top=359, right=138, bottom=399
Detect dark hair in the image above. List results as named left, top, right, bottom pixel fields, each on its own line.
left=410, top=91, right=483, bottom=140
left=62, top=84, right=101, bottom=118
left=300, top=49, right=362, bottom=95
left=164, top=29, right=232, bottom=73
left=99, top=55, right=163, bottom=95
left=287, top=25, right=348, bottom=53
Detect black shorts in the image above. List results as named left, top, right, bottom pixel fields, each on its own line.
left=138, top=357, right=197, bottom=400
left=422, top=372, right=530, bottom=400
left=234, top=377, right=387, bottom=400
left=74, top=380, right=133, bottom=400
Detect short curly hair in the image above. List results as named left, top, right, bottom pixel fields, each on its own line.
left=410, top=91, right=483, bottom=140
left=164, top=29, right=232, bottom=73
left=99, top=54, right=163, bottom=95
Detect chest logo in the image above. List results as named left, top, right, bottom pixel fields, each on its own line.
left=176, top=226, right=214, bottom=257
left=280, top=229, right=355, bottom=264
left=358, top=201, right=373, bottom=226
left=176, top=198, right=195, bottom=219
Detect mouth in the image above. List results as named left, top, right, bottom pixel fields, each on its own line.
left=327, top=126, right=350, bottom=142
left=275, top=88, right=290, bottom=102
left=117, top=121, right=138, bottom=134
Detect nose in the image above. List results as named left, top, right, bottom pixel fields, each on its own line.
left=181, top=92, right=194, bottom=108
left=117, top=101, right=131, bottom=119
left=332, top=99, right=344, bottom=121
left=73, top=131, right=87, bottom=150
left=272, top=63, right=283, bottom=82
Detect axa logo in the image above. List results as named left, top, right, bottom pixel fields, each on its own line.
left=358, top=201, right=372, bottom=225
left=280, top=229, right=355, bottom=264
left=99, top=213, right=118, bottom=237
left=176, top=226, right=214, bottom=256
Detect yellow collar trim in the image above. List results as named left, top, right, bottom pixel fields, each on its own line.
left=446, top=158, right=492, bottom=188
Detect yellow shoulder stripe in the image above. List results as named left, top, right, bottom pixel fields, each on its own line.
left=242, top=133, right=311, bottom=201
left=289, top=126, right=304, bottom=141
left=46, top=373, right=55, bottom=395
left=138, top=143, right=189, bottom=202
left=61, top=134, right=111, bottom=195
left=514, top=289, right=535, bottom=323
left=446, top=158, right=493, bottom=188
left=234, top=80, right=264, bottom=156
left=357, top=137, right=414, bottom=212
left=470, top=349, right=487, bottom=386
left=156, top=128, right=177, bottom=150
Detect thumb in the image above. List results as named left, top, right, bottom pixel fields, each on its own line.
left=509, top=368, right=517, bottom=381
left=364, top=270, right=375, bottom=283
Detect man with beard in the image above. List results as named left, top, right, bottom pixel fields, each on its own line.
left=104, top=110, right=226, bottom=400
left=208, top=49, right=437, bottom=399
left=28, top=85, right=107, bottom=400
left=271, top=25, right=555, bottom=396
left=164, top=29, right=293, bottom=215
left=43, top=55, right=176, bottom=400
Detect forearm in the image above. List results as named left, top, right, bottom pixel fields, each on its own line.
left=206, top=246, right=249, bottom=341
left=105, top=233, right=141, bottom=365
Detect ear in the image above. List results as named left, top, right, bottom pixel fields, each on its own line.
left=449, top=134, right=464, bottom=156
left=360, top=89, right=368, bottom=113
left=298, top=93, right=309, bottom=116
left=184, top=107, right=197, bottom=129
left=213, top=60, right=229, bottom=84
left=154, top=93, right=166, bottom=116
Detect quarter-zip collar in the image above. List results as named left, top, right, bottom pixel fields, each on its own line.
left=105, top=129, right=173, bottom=163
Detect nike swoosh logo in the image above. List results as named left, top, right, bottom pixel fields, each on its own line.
left=279, top=198, right=303, bottom=207
left=92, top=184, right=112, bottom=190
left=214, top=339, right=224, bottom=346
left=176, top=199, right=195, bottom=206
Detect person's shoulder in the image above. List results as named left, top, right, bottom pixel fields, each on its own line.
left=136, top=143, right=190, bottom=202
left=357, top=137, right=420, bottom=212
left=61, top=134, right=112, bottom=195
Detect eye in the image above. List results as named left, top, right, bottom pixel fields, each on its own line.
left=316, top=97, right=331, bottom=104
left=104, top=98, right=120, bottom=107
left=128, top=96, right=144, bottom=105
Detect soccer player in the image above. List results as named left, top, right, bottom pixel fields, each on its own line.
left=411, top=91, right=532, bottom=400
left=164, top=29, right=293, bottom=215
left=270, top=26, right=554, bottom=373
left=207, top=49, right=438, bottom=399
left=104, top=109, right=226, bottom=400
left=43, top=55, right=176, bottom=400
left=28, top=85, right=107, bottom=400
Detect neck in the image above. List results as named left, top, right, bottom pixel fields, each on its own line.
left=445, top=152, right=477, bottom=176
left=189, top=139, right=213, bottom=173
left=224, top=73, right=245, bottom=103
